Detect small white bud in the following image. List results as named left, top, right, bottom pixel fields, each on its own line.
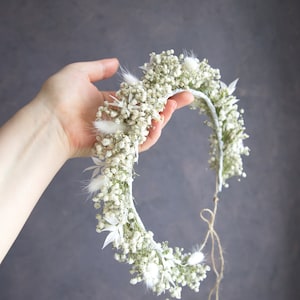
left=101, top=138, right=111, bottom=146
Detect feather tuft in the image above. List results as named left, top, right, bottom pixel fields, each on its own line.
left=87, top=175, right=107, bottom=194
left=121, top=66, right=139, bottom=85
left=187, top=251, right=205, bottom=265
left=94, top=120, right=126, bottom=135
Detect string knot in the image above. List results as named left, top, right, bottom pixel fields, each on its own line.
left=200, top=197, right=224, bottom=300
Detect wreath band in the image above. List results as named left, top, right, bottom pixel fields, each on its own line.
left=86, top=50, right=249, bottom=299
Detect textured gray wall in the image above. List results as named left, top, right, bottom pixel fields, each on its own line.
left=0, top=0, right=299, bottom=299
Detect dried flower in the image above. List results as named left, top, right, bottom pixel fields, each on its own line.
left=86, top=50, right=249, bottom=299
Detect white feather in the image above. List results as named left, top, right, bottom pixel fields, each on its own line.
left=94, top=120, right=126, bottom=134
left=144, top=262, right=160, bottom=288
left=121, top=67, right=139, bottom=85
left=123, top=72, right=139, bottom=85
left=183, top=56, right=199, bottom=72
left=87, top=175, right=107, bottom=194
left=187, top=251, right=205, bottom=265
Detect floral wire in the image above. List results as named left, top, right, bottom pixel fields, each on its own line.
left=157, top=88, right=224, bottom=192
left=190, top=90, right=224, bottom=192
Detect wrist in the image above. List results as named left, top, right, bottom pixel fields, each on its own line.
left=0, top=96, right=71, bottom=262
left=27, top=95, right=72, bottom=161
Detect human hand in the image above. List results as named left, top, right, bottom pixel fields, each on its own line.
left=139, top=92, right=193, bottom=152
left=35, top=59, right=193, bottom=157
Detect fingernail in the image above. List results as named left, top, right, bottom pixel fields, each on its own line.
left=102, top=58, right=119, bottom=69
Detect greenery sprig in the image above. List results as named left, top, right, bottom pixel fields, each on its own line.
left=87, top=50, right=249, bottom=299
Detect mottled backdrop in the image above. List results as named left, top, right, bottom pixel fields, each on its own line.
left=0, top=1, right=299, bottom=299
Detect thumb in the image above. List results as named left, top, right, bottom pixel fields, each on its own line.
left=73, top=58, right=119, bottom=82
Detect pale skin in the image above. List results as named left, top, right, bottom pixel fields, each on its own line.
left=0, top=58, right=193, bottom=263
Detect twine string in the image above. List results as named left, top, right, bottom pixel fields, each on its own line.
left=199, top=196, right=224, bottom=300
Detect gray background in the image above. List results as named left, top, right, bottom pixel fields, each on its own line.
left=0, top=0, right=299, bottom=299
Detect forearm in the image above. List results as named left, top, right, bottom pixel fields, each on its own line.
left=0, top=97, right=69, bottom=263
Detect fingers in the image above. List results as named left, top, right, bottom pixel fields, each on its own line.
left=71, top=58, right=120, bottom=82
left=139, top=100, right=177, bottom=152
left=161, top=100, right=177, bottom=128
left=170, top=91, right=194, bottom=109
left=139, top=92, right=194, bottom=152
left=139, top=117, right=164, bottom=152
left=160, top=92, right=193, bottom=129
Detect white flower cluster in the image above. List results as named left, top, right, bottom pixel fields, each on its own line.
left=88, top=50, right=249, bottom=299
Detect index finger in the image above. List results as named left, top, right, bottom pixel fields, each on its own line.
left=71, top=58, right=120, bottom=82
left=169, top=91, right=194, bottom=109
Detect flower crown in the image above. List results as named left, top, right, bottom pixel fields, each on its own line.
left=87, top=50, right=249, bottom=299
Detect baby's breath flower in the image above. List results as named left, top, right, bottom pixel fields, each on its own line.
left=86, top=50, right=249, bottom=299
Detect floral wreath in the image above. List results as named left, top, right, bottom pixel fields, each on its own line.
left=86, top=50, right=249, bottom=299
